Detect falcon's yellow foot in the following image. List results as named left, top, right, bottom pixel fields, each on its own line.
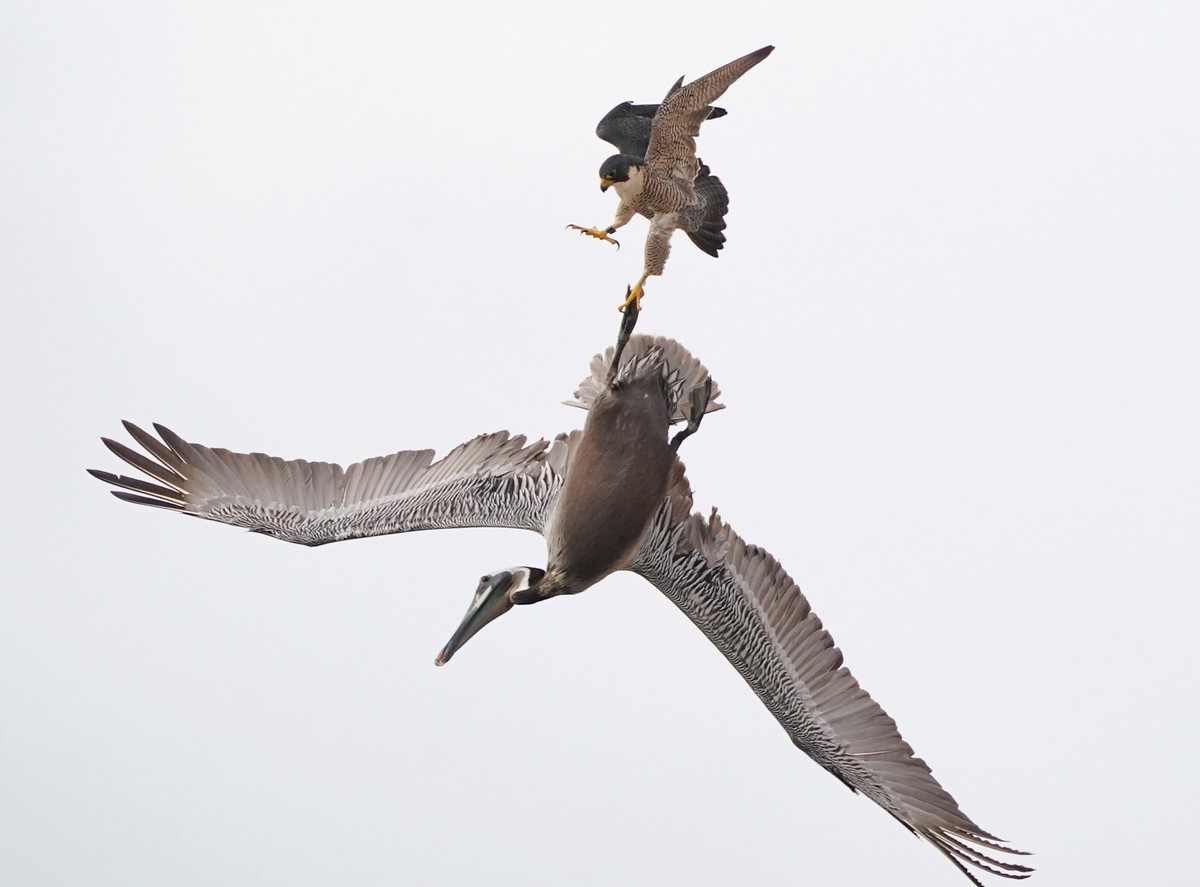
left=567, top=224, right=620, bottom=249
left=618, top=283, right=645, bottom=313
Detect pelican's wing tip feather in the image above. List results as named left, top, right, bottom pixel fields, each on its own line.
left=632, top=493, right=1032, bottom=884
left=566, top=334, right=724, bottom=424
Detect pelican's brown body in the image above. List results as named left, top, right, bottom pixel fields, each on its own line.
left=534, top=371, right=677, bottom=600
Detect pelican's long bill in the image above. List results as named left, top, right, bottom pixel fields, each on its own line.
left=434, top=568, right=543, bottom=666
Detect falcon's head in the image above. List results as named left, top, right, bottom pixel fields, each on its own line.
left=599, top=154, right=642, bottom=192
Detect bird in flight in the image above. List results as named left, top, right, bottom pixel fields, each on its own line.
left=569, top=45, right=773, bottom=311
left=90, top=313, right=1030, bottom=886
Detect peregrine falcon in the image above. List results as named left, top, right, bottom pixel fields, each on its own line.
left=569, top=45, right=774, bottom=310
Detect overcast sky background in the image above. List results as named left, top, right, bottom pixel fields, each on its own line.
left=2, top=3, right=1197, bottom=885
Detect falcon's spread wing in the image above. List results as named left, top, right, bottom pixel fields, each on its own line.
left=596, top=101, right=727, bottom=160
left=90, top=422, right=575, bottom=546
left=631, top=471, right=1032, bottom=887
left=644, top=46, right=773, bottom=187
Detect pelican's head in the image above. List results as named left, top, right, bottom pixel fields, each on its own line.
left=434, top=567, right=545, bottom=666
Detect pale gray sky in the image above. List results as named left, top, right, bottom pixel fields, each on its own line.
left=2, top=2, right=1197, bottom=885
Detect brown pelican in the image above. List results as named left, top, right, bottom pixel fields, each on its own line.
left=89, top=314, right=1030, bottom=886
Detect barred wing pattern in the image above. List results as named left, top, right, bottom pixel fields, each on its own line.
left=644, top=46, right=773, bottom=189
left=90, top=422, right=574, bottom=546
left=632, top=478, right=1031, bottom=886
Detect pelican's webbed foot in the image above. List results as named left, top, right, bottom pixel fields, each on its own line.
left=567, top=224, right=620, bottom=249
left=670, top=378, right=714, bottom=452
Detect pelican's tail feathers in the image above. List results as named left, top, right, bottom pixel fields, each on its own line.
left=566, top=334, right=724, bottom=425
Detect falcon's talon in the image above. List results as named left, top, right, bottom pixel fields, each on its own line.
left=617, top=283, right=645, bottom=313
left=567, top=224, right=620, bottom=249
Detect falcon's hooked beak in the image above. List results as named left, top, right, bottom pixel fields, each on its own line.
left=600, top=175, right=614, bottom=192
left=434, top=567, right=545, bottom=665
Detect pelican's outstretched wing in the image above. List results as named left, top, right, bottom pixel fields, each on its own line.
left=631, top=472, right=1031, bottom=886
left=644, top=46, right=773, bottom=186
left=90, top=422, right=575, bottom=546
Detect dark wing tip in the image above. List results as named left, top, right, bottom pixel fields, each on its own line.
left=90, top=465, right=186, bottom=507
left=152, top=422, right=186, bottom=450
left=924, top=827, right=1035, bottom=886
left=111, top=490, right=185, bottom=510
left=100, top=434, right=135, bottom=461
